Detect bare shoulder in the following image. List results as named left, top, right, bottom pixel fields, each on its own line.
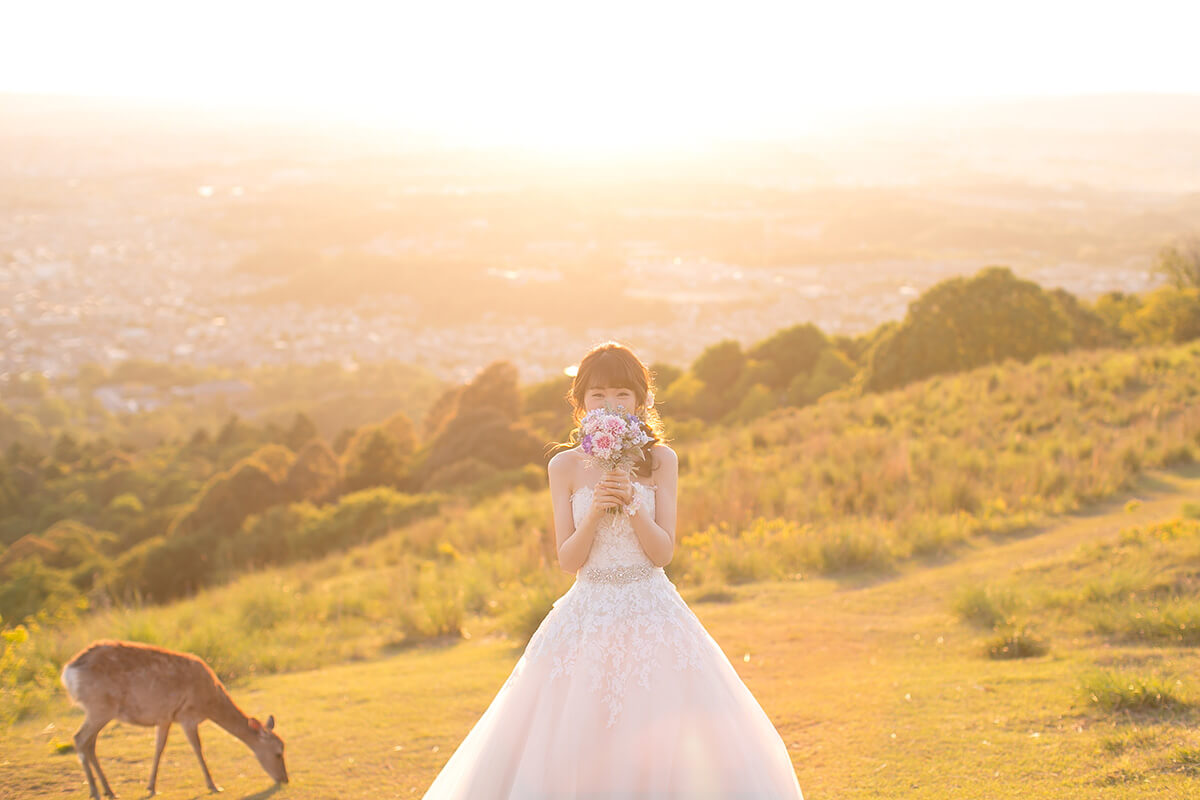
left=548, top=447, right=579, bottom=468
left=651, top=443, right=678, bottom=471
left=548, top=447, right=579, bottom=481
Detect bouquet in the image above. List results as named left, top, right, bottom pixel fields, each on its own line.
left=579, top=402, right=651, bottom=514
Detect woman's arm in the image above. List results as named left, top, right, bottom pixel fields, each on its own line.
left=548, top=451, right=619, bottom=573
left=628, top=445, right=678, bottom=568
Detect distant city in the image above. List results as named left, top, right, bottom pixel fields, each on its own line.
left=3, top=211, right=1162, bottom=389
left=1, top=93, right=1185, bottom=390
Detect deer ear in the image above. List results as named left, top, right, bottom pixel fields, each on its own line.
left=266, top=715, right=275, bottom=731
left=249, top=717, right=263, bottom=733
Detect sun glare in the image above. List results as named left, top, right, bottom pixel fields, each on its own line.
left=5, top=1, right=1200, bottom=155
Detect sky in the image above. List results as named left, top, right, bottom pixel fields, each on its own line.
left=4, top=0, right=1200, bottom=152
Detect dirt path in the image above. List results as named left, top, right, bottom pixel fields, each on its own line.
left=837, top=465, right=1200, bottom=617
left=720, top=464, right=1200, bottom=798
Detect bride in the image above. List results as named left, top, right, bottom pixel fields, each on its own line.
left=422, top=341, right=805, bottom=799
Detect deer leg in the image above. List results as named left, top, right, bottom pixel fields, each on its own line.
left=73, top=726, right=100, bottom=800
left=84, top=729, right=118, bottom=799
left=147, top=721, right=170, bottom=794
left=87, top=741, right=118, bottom=800
left=180, top=720, right=222, bottom=793
left=73, top=714, right=113, bottom=800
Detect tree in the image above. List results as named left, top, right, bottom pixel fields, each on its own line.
left=1093, top=291, right=1141, bottom=344
left=1128, top=286, right=1200, bottom=344
left=680, top=340, right=752, bottom=421
left=863, top=265, right=1072, bottom=392
left=787, top=348, right=857, bottom=406
left=1154, top=235, right=1200, bottom=289
left=284, top=412, right=319, bottom=451
left=332, top=427, right=355, bottom=455
left=342, top=415, right=416, bottom=485
left=423, top=457, right=498, bottom=492
left=380, top=410, right=418, bottom=455
left=0, top=464, right=19, bottom=519
left=186, top=426, right=212, bottom=451
left=169, top=449, right=289, bottom=538
left=246, top=444, right=295, bottom=483
left=657, top=372, right=706, bottom=419
left=724, top=384, right=775, bottom=424
left=6, top=440, right=43, bottom=470
left=457, top=361, right=522, bottom=420
left=343, top=428, right=409, bottom=492
left=424, top=406, right=545, bottom=477
left=0, top=558, right=78, bottom=623
left=284, top=439, right=341, bottom=503
left=648, top=362, right=682, bottom=394
left=523, top=375, right=573, bottom=416
left=747, top=323, right=827, bottom=390
left=521, top=375, right=575, bottom=444
left=216, top=414, right=256, bottom=449
left=692, top=340, right=745, bottom=388
left=423, top=386, right=463, bottom=440
left=1046, top=288, right=1118, bottom=349
left=53, top=432, right=82, bottom=465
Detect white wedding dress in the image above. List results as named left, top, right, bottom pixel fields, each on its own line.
left=421, top=481, right=805, bottom=799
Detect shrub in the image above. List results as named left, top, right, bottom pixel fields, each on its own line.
left=1079, top=669, right=1187, bottom=712
left=953, top=584, right=1018, bottom=629
left=501, top=571, right=572, bottom=646
left=1091, top=597, right=1200, bottom=645
left=984, top=624, right=1048, bottom=659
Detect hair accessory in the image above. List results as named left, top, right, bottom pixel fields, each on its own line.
left=645, top=390, right=655, bottom=410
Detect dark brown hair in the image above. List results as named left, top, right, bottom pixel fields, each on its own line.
left=551, top=341, right=667, bottom=480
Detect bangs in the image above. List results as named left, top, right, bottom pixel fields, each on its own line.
left=577, top=351, right=645, bottom=394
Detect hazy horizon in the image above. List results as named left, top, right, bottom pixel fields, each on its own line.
left=6, top=0, right=1200, bottom=152
left=4, top=6, right=1200, bottom=384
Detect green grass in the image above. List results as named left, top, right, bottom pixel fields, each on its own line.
left=984, top=624, right=1049, bottom=660
left=1101, top=727, right=1161, bottom=755
left=1091, top=598, right=1200, bottom=645
left=1079, top=670, right=1189, bottom=712
left=954, top=584, right=1021, bottom=629
left=4, top=465, right=1200, bottom=798
left=6, top=339, right=1200, bottom=796
left=1171, top=747, right=1200, bottom=775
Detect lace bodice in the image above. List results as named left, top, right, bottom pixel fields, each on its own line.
left=569, top=481, right=658, bottom=573
left=508, top=479, right=708, bottom=728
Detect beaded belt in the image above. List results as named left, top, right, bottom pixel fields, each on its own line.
left=577, top=564, right=662, bottom=584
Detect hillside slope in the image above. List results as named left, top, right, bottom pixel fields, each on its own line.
left=4, top=463, right=1199, bottom=799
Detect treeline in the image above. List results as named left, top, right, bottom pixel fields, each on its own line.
left=0, top=360, right=552, bottom=619
left=656, top=265, right=1199, bottom=423
left=2, top=262, right=1199, bottom=627
left=0, top=358, right=442, bottom=458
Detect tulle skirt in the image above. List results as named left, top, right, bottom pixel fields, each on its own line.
left=421, top=572, right=805, bottom=799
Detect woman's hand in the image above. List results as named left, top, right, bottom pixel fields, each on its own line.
left=589, top=486, right=623, bottom=513
left=587, top=470, right=632, bottom=514
left=600, top=469, right=633, bottom=505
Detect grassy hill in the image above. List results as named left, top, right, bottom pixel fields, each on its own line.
left=2, top=465, right=1198, bottom=798
left=6, top=264, right=1198, bottom=633
left=2, top=338, right=1200, bottom=797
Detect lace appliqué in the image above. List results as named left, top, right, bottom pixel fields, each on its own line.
left=512, top=483, right=707, bottom=728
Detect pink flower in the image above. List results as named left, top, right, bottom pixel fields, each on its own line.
left=594, top=432, right=615, bottom=451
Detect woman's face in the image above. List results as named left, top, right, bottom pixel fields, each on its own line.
left=584, top=383, right=638, bottom=414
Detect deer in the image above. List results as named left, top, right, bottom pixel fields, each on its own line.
left=60, top=639, right=289, bottom=799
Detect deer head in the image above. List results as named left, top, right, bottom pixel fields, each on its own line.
left=248, top=714, right=288, bottom=784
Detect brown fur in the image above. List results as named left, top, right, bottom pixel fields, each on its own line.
left=61, top=639, right=288, bottom=798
